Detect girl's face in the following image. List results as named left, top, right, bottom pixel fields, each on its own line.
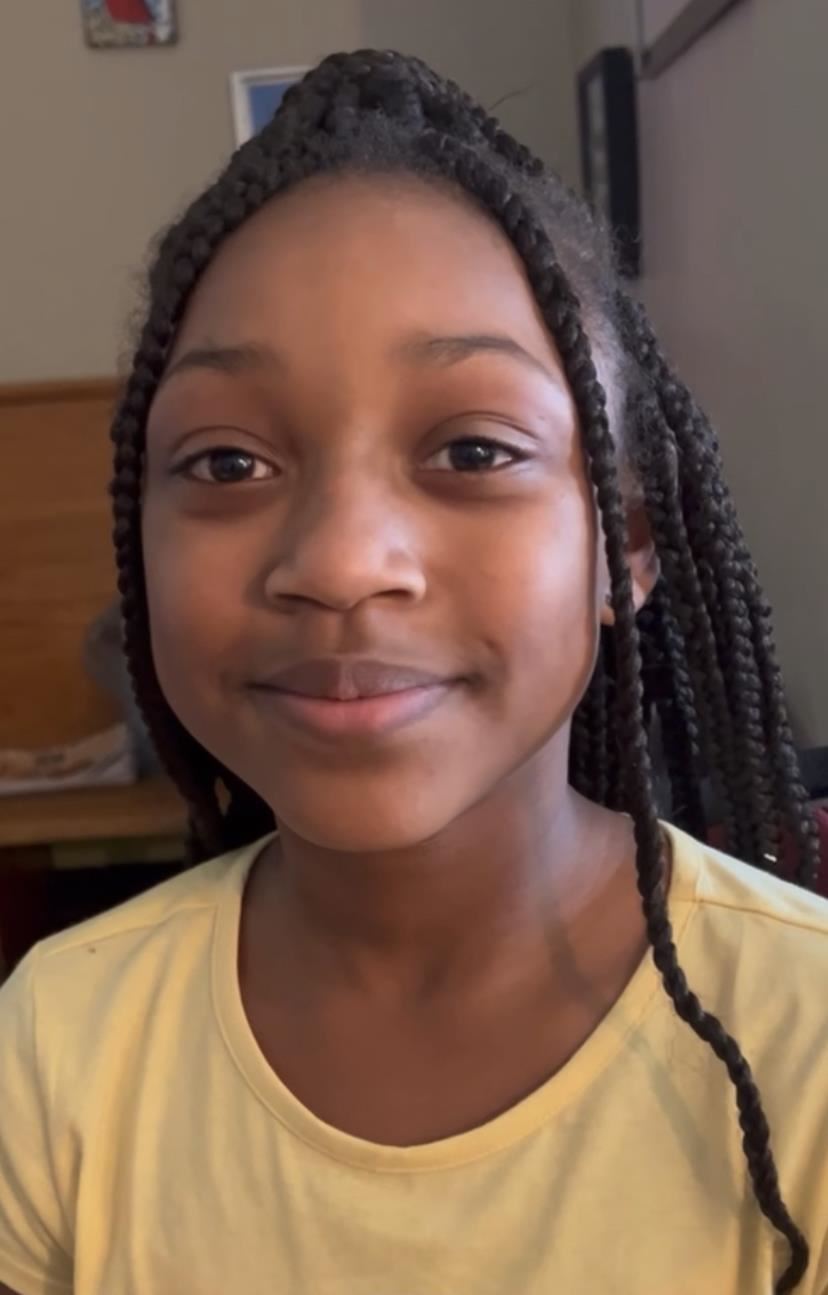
left=143, top=175, right=607, bottom=851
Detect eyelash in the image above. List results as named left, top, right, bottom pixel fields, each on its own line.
left=172, top=447, right=276, bottom=485
left=427, top=438, right=528, bottom=473
left=171, top=435, right=529, bottom=485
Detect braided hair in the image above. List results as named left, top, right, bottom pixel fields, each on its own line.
left=110, top=49, right=819, bottom=1291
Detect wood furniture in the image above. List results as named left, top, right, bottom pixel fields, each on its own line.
left=0, top=378, right=122, bottom=748
left=0, top=778, right=187, bottom=851
left=0, top=378, right=187, bottom=976
left=0, top=777, right=188, bottom=980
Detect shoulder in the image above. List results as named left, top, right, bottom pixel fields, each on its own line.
left=667, top=821, right=828, bottom=944
left=0, top=835, right=270, bottom=1064
left=667, top=823, right=828, bottom=1081
left=665, top=826, right=828, bottom=1261
left=667, top=824, right=828, bottom=1003
left=29, top=835, right=268, bottom=967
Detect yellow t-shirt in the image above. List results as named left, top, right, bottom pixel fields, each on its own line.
left=1, top=825, right=827, bottom=1295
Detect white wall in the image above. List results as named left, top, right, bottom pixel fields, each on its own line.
left=0, top=0, right=578, bottom=384
left=571, top=0, right=828, bottom=746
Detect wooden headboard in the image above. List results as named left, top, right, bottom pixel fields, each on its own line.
left=0, top=378, right=122, bottom=748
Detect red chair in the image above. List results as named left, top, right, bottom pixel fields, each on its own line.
left=708, top=805, right=828, bottom=897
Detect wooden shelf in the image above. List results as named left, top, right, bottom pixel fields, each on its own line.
left=0, top=777, right=187, bottom=849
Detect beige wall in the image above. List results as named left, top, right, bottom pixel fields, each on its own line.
left=0, top=1, right=360, bottom=383
left=359, top=0, right=579, bottom=185
left=0, top=0, right=578, bottom=385
left=570, top=0, right=638, bottom=61
left=571, top=0, right=828, bottom=746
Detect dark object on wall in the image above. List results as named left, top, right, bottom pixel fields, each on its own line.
left=81, top=0, right=177, bottom=49
left=578, top=48, right=640, bottom=279
left=800, top=746, right=828, bottom=800
left=640, top=0, right=747, bottom=79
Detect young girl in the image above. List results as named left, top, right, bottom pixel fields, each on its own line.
left=1, top=49, right=826, bottom=1295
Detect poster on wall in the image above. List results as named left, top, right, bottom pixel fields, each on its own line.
left=81, top=0, right=177, bottom=49
left=641, top=0, right=747, bottom=77
left=230, top=67, right=310, bottom=146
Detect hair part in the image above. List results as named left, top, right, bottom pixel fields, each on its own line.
left=110, top=49, right=818, bottom=1290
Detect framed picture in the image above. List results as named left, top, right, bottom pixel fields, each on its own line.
left=578, top=48, right=640, bottom=278
left=81, top=0, right=177, bottom=49
left=230, top=67, right=310, bottom=146
left=640, top=0, right=747, bottom=78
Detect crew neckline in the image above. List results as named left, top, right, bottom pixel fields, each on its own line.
left=211, top=823, right=700, bottom=1174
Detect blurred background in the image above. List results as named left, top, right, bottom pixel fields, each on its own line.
left=1, top=0, right=826, bottom=965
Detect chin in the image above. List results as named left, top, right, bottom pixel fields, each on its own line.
left=264, top=782, right=464, bottom=854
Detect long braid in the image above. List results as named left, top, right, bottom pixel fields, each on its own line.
left=569, top=635, right=613, bottom=805
left=110, top=50, right=817, bottom=1288
left=111, top=335, right=226, bottom=859
left=631, top=388, right=748, bottom=850
left=637, top=586, right=707, bottom=836
left=648, top=362, right=778, bottom=861
left=620, top=297, right=820, bottom=885
left=568, top=701, right=595, bottom=801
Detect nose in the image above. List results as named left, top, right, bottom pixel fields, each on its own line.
left=262, top=473, right=427, bottom=613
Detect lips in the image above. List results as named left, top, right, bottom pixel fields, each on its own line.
left=249, top=658, right=451, bottom=702
left=245, top=657, right=459, bottom=739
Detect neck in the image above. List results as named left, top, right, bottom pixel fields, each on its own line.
left=246, top=745, right=637, bottom=999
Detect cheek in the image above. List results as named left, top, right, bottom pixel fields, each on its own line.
left=477, top=486, right=600, bottom=723
left=141, top=505, right=253, bottom=718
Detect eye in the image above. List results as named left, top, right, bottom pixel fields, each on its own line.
left=425, top=437, right=527, bottom=473
left=174, top=447, right=277, bottom=484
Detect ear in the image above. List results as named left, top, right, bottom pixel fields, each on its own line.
left=600, top=502, right=659, bottom=626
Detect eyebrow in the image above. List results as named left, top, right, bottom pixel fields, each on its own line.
left=160, top=342, right=280, bottom=386
left=158, top=332, right=558, bottom=388
left=395, top=333, right=557, bottom=381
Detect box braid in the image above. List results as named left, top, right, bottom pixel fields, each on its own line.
left=109, top=50, right=819, bottom=1290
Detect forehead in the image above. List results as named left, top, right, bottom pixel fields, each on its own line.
left=167, top=174, right=563, bottom=370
